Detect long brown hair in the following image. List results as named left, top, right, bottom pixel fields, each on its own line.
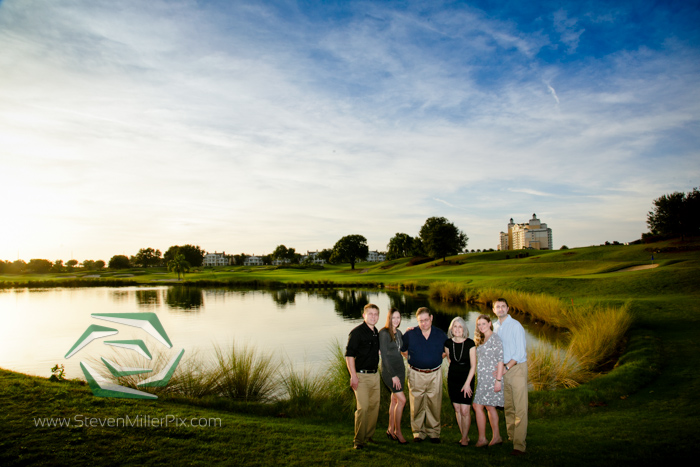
left=382, top=307, right=400, bottom=341
left=474, top=314, right=493, bottom=346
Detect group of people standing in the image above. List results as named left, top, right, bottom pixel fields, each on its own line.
left=344, top=299, right=528, bottom=456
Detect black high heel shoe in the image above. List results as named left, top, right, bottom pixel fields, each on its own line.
left=386, top=431, right=398, bottom=441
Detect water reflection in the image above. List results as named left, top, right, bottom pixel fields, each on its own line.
left=135, top=289, right=161, bottom=307
left=270, top=289, right=297, bottom=307
left=0, top=286, right=566, bottom=379
left=164, top=287, right=204, bottom=311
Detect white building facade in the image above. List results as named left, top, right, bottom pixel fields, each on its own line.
left=244, top=256, right=264, bottom=266
left=366, top=251, right=386, bottom=262
left=499, top=214, right=553, bottom=250
left=203, top=251, right=230, bottom=267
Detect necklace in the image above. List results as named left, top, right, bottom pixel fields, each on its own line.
left=452, top=339, right=465, bottom=362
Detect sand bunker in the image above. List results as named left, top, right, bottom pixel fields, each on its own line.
left=617, top=264, right=660, bottom=272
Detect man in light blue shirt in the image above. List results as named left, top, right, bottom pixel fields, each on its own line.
left=493, top=298, right=528, bottom=456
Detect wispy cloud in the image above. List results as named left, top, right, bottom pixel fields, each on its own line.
left=0, top=0, right=698, bottom=259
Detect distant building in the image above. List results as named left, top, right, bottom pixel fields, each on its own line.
left=499, top=214, right=553, bottom=250
left=203, top=251, right=230, bottom=267
left=366, top=251, right=386, bottom=262
left=244, top=256, right=264, bottom=266
left=301, top=251, right=326, bottom=265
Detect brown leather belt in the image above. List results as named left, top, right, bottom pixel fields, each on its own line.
left=410, top=365, right=441, bottom=374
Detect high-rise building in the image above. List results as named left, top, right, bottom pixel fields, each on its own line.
left=498, top=214, right=553, bottom=250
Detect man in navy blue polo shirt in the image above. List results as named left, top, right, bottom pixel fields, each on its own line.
left=401, top=307, right=448, bottom=443
left=345, top=303, right=381, bottom=449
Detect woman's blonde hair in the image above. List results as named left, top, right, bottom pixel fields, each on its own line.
left=474, top=314, right=493, bottom=346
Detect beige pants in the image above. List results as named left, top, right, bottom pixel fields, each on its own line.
left=503, top=363, right=528, bottom=451
left=407, top=367, right=443, bottom=439
left=353, top=372, right=380, bottom=447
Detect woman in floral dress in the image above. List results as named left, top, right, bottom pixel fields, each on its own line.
left=472, top=314, right=504, bottom=447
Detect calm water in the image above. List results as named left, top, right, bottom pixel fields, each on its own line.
left=0, top=286, right=562, bottom=379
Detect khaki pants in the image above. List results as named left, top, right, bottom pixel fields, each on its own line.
left=503, top=363, right=528, bottom=451
left=407, top=367, right=443, bottom=439
left=353, top=372, right=380, bottom=447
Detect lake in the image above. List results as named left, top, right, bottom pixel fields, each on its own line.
left=0, top=286, right=563, bottom=380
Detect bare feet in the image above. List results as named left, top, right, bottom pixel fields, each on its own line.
left=475, top=439, right=489, bottom=448
left=489, top=437, right=503, bottom=446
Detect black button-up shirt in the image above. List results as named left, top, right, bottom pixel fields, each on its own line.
left=345, top=322, right=380, bottom=371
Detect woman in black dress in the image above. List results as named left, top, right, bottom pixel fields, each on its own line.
left=444, top=316, right=476, bottom=447
left=379, top=308, right=408, bottom=444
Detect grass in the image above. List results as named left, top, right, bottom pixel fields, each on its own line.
left=2, top=238, right=700, bottom=465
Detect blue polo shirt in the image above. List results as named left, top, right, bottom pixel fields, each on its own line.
left=401, top=326, right=447, bottom=370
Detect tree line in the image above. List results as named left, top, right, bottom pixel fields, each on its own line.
left=1, top=217, right=469, bottom=274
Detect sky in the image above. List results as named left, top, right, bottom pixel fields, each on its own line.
left=1, top=0, right=699, bottom=262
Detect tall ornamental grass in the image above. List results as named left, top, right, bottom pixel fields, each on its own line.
left=280, top=359, right=327, bottom=407
left=566, top=301, right=634, bottom=371
left=527, top=344, right=594, bottom=390
left=430, top=284, right=634, bottom=388
left=213, top=342, right=280, bottom=401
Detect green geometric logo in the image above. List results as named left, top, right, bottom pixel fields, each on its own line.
left=92, top=313, right=173, bottom=348
left=80, top=362, right=157, bottom=399
left=65, top=325, right=118, bottom=359
left=65, top=312, right=183, bottom=399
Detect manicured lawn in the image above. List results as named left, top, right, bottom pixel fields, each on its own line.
left=2, top=239, right=699, bottom=465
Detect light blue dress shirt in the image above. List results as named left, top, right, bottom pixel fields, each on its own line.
left=494, top=315, right=527, bottom=364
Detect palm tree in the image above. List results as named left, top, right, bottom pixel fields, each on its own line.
left=168, top=253, right=190, bottom=280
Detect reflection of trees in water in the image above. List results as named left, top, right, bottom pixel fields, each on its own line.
left=384, top=291, right=429, bottom=318
left=424, top=297, right=564, bottom=346
left=165, top=286, right=204, bottom=311
left=270, top=289, right=297, bottom=308
left=111, top=290, right=130, bottom=303
left=320, top=289, right=373, bottom=319
left=135, top=289, right=160, bottom=307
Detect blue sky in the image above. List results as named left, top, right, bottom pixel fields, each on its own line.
left=1, top=0, right=698, bottom=262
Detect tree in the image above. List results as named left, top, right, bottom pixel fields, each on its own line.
left=233, top=254, right=249, bottom=266
left=386, top=233, right=415, bottom=260
left=134, top=248, right=162, bottom=268
left=647, top=188, right=700, bottom=240
left=168, top=253, right=190, bottom=280
left=51, top=259, right=64, bottom=273
left=272, top=245, right=290, bottom=263
left=66, top=259, right=79, bottom=271
left=331, top=235, right=369, bottom=270
left=164, top=245, right=205, bottom=267
left=27, top=259, right=53, bottom=274
left=95, top=260, right=106, bottom=270
left=317, top=248, right=334, bottom=264
left=9, top=260, right=27, bottom=274
left=418, top=217, right=468, bottom=262
left=108, top=255, right=131, bottom=269
left=82, top=260, right=95, bottom=270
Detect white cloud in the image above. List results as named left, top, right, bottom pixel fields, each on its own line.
left=0, top=0, right=697, bottom=258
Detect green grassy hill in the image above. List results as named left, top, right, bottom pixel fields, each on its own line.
left=2, top=239, right=699, bottom=465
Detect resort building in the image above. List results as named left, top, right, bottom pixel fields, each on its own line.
left=301, top=251, right=326, bottom=265
left=203, top=251, right=230, bottom=267
left=366, top=251, right=386, bottom=262
left=499, top=214, right=553, bottom=250
left=244, top=256, right=264, bottom=266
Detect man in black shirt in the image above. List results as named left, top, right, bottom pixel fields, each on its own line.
left=345, top=303, right=380, bottom=449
